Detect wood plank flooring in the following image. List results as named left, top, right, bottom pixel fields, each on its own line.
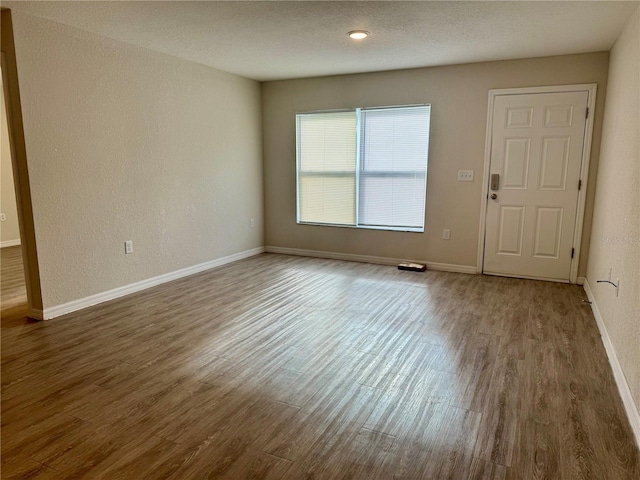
left=1, top=247, right=638, bottom=479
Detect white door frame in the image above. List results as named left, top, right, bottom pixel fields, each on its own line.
left=476, top=84, right=597, bottom=284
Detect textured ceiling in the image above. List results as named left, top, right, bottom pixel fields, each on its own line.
left=5, top=1, right=638, bottom=81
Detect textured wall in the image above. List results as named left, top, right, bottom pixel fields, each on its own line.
left=1, top=83, right=21, bottom=244
left=263, top=53, right=609, bottom=273
left=12, top=12, right=264, bottom=309
left=586, top=7, right=640, bottom=413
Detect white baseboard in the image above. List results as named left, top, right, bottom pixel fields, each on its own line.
left=576, top=276, right=586, bottom=285
left=1, top=239, right=21, bottom=248
left=583, top=278, right=640, bottom=448
left=43, top=247, right=265, bottom=320
left=264, top=246, right=477, bottom=275
left=423, top=261, right=477, bottom=275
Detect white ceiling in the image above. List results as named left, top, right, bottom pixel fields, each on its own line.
left=5, top=1, right=639, bottom=81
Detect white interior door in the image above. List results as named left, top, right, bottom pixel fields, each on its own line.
left=483, top=91, right=589, bottom=282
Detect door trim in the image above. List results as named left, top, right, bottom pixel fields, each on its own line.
left=2, top=10, right=45, bottom=317
left=476, top=84, right=597, bottom=284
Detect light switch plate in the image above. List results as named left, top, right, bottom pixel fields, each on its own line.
left=458, top=170, right=474, bottom=182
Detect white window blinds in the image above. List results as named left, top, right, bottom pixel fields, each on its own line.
left=296, top=105, right=430, bottom=231
left=359, top=106, right=430, bottom=229
left=297, top=111, right=357, bottom=226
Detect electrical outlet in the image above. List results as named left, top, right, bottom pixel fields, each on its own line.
left=443, top=229, right=451, bottom=240
left=250, top=218, right=255, bottom=228
left=0, top=213, right=5, bottom=222
left=458, top=170, right=474, bottom=182
left=124, top=240, right=133, bottom=254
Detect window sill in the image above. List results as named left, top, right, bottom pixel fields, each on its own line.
left=297, top=221, right=424, bottom=233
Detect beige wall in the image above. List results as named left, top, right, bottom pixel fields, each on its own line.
left=263, top=53, right=609, bottom=273
left=1, top=79, right=21, bottom=245
left=586, top=8, right=640, bottom=414
left=11, top=12, right=264, bottom=309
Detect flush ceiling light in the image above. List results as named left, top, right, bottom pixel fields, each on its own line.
left=348, top=30, right=370, bottom=40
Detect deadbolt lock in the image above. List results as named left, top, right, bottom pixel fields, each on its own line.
left=490, top=173, right=500, bottom=191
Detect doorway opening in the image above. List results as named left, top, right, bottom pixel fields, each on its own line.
left=1, top=65, right=28, bottom=326
left=1, top=9, right=44, bottom=321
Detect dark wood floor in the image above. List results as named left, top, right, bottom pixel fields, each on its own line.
left=1, top=246, right=638, bottom=479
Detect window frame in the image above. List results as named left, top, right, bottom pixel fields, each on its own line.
left=296, top=104, right=431, bottom=233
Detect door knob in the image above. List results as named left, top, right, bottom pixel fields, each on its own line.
left=490, top=193, right=498, bottom=200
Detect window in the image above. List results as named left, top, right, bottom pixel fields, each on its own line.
left=296, top=105, right=431, bottom=232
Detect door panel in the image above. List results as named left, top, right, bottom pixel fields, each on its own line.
left=503, top=138, right=530, bottom=189
left=544, top=105, right=574, bottom=127
left=497, top=206, right=525, bottom=255
left=483, top=91, right=588, bottom=281
left=506, top=106, right=534, bottom=128
left=539, top=137, right=570, bottom=190
left=533, top=207, right=563, bottom=258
